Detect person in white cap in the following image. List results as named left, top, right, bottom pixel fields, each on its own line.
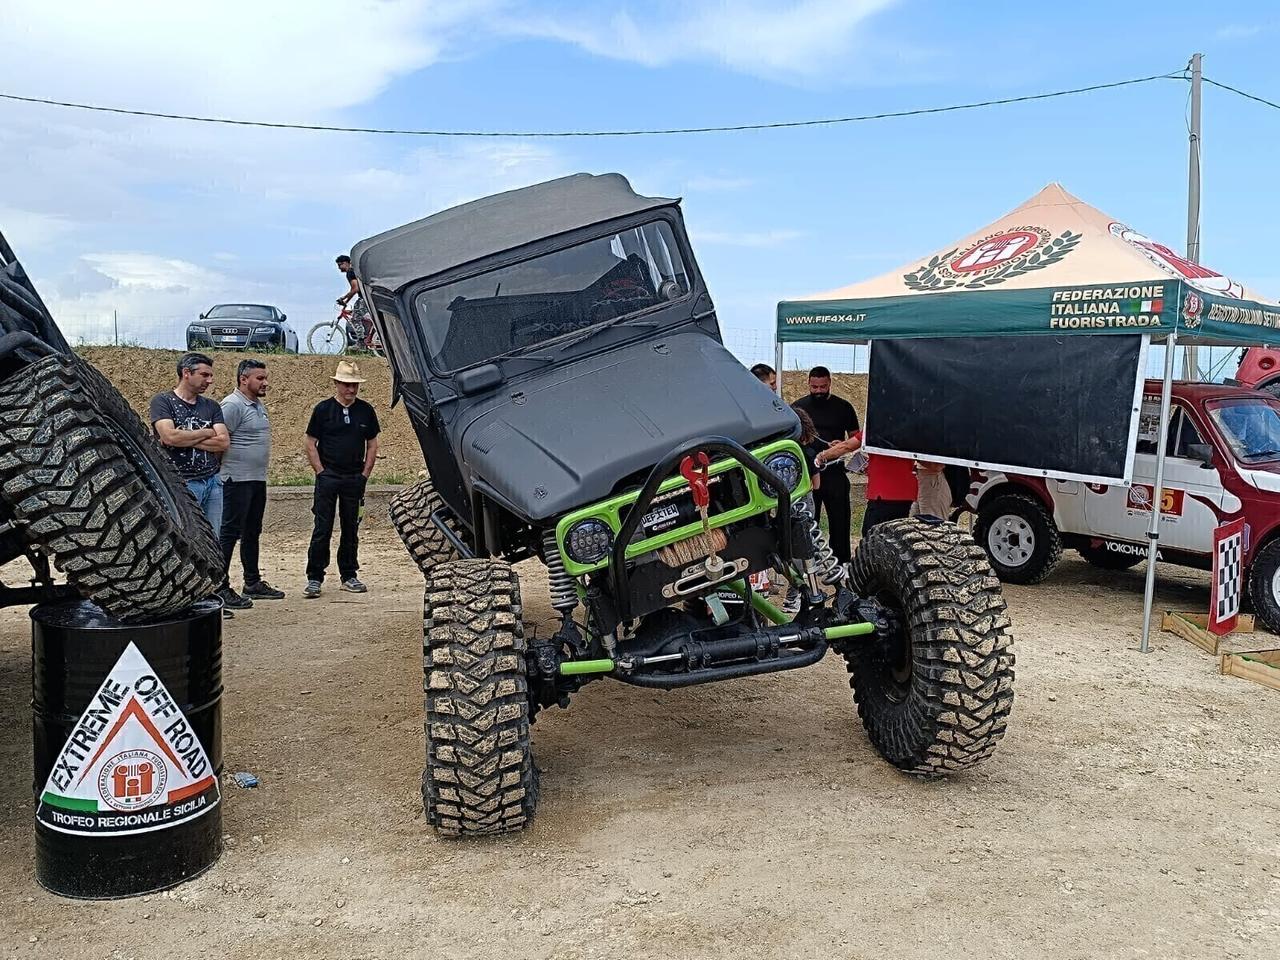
left=302, top=359, right=380, bottom=598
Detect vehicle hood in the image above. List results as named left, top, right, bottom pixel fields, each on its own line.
left=460, top=330, right=798, bottom=520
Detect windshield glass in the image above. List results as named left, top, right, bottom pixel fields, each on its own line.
left=413, top=220, right=690, bottom=371
left=1208, top=399, right=1280, bottom=462
left=207, top=304, right=275, bottom=320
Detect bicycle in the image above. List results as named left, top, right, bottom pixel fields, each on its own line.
left=307, top=300, right=386, bottom=357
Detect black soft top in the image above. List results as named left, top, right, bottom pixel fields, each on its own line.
left=352, top=173, right=678, bottom=295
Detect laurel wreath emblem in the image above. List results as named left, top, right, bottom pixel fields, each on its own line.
left=902, top=230, right=1083, bottom=292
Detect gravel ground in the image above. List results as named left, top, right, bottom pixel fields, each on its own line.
left=1, top=516, right=1279, bottom=960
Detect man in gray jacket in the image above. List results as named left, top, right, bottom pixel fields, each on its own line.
left=218, top=359, right=285, bottom=608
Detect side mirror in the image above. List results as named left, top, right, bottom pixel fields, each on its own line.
left=280, top=313, right=287, bottom=321
left=1186, top=442, right=1214, bottom=468
left=198, top=313, right=206, bottom=320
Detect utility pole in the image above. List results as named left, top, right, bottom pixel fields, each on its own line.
left=1182, top=52, right=1203, bottom=381
left=113, top=309, right=118, bottom=346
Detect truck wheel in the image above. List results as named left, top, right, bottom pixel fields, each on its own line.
left=974, top=492, right=1062, bottom=584
left=1077, top=542, right=1142, bottom=570
left=389, top=476, right=459, bottom=575
left=1247, top=539, right=1280, bottom=634
left=422, top=558, right=537, bottom=837
left=0, top=353, right=223, bottom=620
left=847, top=519, right=1015, bottom=775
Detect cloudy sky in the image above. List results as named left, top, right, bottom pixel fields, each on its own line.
left=3, top=1, right=1278, bottom=368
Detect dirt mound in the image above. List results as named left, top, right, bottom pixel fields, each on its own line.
left=78, top=348, right=425, bottom=485
left=75, top=348, right=869, bottom=486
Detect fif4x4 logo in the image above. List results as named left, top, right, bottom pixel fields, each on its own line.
left=903, top=225, right=1082, bottom=291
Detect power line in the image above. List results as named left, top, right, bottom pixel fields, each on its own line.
left=0, top=72, right=1183, bottom=138
left=1203, top=77, right=1280, bottom=112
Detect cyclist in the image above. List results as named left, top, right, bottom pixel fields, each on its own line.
left=335, top=254, right=369, bottom=346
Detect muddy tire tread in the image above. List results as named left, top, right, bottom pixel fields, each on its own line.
left=422, top=558, right=537, bottom=837
left=848, top=519, right=1015, bottom=776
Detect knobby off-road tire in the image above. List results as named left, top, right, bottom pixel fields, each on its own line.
left=1077, top=541, right=1143, bottom=570
left=848, top=519, right=1015, bottom=776
left=422, top=559, right=537, bottom=837
left=0, top=353, right=223, bottom=620
left=389, top=476, right=458, bottom=575
left=1246, top=539, right=1280, bottom=634
left=975, top=491, right=1063, bottom=584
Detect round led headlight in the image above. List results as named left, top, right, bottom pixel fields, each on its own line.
left=764, top=451, right=803, bottom=493
left=565, top=518, right=614, bottom=565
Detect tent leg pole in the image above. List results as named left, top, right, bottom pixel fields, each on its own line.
left=1140, top=330, right=1178, bottom=653
left=774, top=339, right=784, bottom=396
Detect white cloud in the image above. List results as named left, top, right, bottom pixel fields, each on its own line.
left=692, top=228, right=803, bottom=248
left=3, top=1, right=497, bottom=116
left=1216, top=24, right=1269, bottom=41
left=507, top=0, right=905, bottom=82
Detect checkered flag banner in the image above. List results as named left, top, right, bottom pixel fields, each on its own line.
left=1210, top=518, right=1246, bottom=636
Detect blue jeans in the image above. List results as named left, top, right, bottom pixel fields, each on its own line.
left=187, top=475, right=224, bottom=536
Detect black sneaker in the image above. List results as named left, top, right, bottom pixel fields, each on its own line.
left=243, top=580, right=286, bottom=600
left=217, top=586, right=253, bottom=610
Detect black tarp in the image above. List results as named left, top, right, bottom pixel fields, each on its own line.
left=866, top=334, right=1144, bottom=482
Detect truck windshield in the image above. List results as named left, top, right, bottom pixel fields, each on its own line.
left=412, top=220, right=690, bottom=371
left=1208, top=399, right=1280, bottom=463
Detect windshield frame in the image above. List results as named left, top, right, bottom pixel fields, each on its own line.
left=404, top=212, right=696, bottom=375
left=1206, top=397, right=1280, bottom=465
left=206, top=304, right=277, bottom=321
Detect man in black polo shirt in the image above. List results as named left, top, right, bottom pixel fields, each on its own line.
left=303, top=359, right=380, bottom=598
left=791, top=365, right=860, bottom=564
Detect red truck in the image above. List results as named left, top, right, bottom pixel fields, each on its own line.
left=968, top=378, right=1280, bottom=632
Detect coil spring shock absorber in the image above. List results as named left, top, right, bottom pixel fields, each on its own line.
left=794, top=499, right=848, bottom=587
left=543, top=530, right=579, bottom=614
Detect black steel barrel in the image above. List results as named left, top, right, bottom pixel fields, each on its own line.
left=31, top=598, right=223, bottom=899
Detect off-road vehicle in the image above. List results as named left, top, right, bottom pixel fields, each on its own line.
left=355, top=173, right=1016, bottom=837
left=0, top=228, right=223, bottom=619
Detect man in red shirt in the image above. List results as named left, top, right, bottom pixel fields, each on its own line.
left=816, top=434, right=918, bottom=536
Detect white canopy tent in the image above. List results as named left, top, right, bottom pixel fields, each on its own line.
left=776, top=184, right=1280, bottom=650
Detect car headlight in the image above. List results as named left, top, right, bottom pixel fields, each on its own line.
left=254, top=325, right=276, bottom=334
left=764, top=451, right=803, bottom=492
left=190, top=323, right=207, bottom=334
left=564, top=518, right=613, bottom=565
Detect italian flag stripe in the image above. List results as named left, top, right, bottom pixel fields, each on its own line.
left=41, top=792, right=98, bottom=812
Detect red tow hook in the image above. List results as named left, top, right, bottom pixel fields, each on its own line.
left=679, top=451, right=711, bottom=511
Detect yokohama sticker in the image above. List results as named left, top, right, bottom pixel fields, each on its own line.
left=36, top=643, right=219, bottom=836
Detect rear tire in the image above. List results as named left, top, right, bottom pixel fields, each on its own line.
left=0, top=353, right=223, bottom=620
left=422, top=559, right=537, bottom=837
left=975, top=491, right=1062, bottom=584
left=1247, top=539, right=1280, bottom=634
left=848, top=519, right=1015, bottom=775
left=389, top=477, right=459, bottom=575
left=1077, top=541, right=1142, bottom=570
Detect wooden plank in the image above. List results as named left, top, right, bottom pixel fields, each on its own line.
left=1161, top=611, right=1221, bottom=655
left=1220, top=649, right=1280, bottom=692
left=1166, top=611, right=1255, bottom=634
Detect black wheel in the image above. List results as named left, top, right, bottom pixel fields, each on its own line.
left=1247, top=539, right=1280, bottom=634
left=422, top=559, right=537, bottom=837
left=1077, top=541, right=1142, bottom=570
left=848, top=519, right=1015, bottom=775
left=0, top=353, right=223, bottom=620
left=974, top=491, right=1062, bottom=584
left=389, top=476, right=459, bottom=575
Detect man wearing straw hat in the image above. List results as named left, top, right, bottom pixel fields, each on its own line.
left=303, top=359, right=380, bottom=598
